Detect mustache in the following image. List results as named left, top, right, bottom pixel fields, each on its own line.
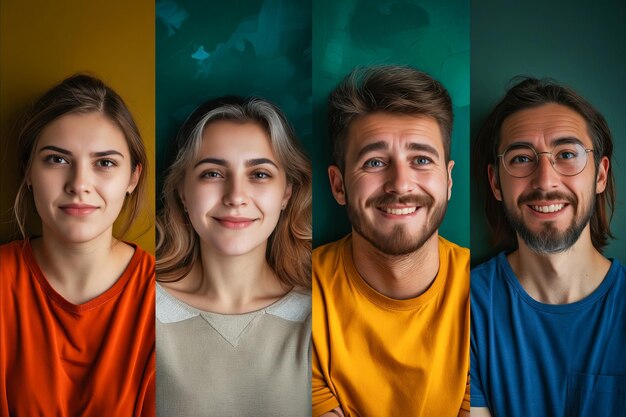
left=517, top=190, right=576, bottom=206
left=366, top=193, right=434, bottom=208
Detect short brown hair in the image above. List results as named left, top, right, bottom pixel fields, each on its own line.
left=473, top=77, right=616, bottom=251
left=13, top=74, right=148, bottom=239
left=328, top=65, right=453, bottom=170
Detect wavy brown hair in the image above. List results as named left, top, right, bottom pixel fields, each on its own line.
left=329, top=65, right=453, bottom=171
left=156, top=96, right=312, bottom=288
left=473, top=77, right=616, bottom=251
left=13, top=74, right=148, bottom=240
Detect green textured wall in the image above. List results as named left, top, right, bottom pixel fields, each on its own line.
left=312, top=0, right=470, bottom=248
left=470, top=0, right=626, bottom=266
left=155, top=0, right=312, bottom=199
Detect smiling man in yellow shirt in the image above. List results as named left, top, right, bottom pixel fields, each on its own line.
left=312, top=66, right=470, bottom=417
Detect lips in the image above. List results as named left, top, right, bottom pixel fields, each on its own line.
left=213, top=216, right=256, bottom=229
left=59, top=203, right=99, bottom=216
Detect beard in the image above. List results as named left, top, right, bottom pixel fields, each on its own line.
left=346, top=192, right=447, bottom=256
left=504, top=190, right=594, bottom=254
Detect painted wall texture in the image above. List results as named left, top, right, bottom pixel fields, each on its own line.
left=155, top=0, right=312, bottom=202
left=312, top=0, right=470, bottom=248
left=470, top=0, right=626, bottom=265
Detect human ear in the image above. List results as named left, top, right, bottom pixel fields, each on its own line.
left=328, top=165, right=346, bottom=206
left=126, top=163, right=142, bottom=194
left=488, top=164, right=502, bottom=201
left=447, top=160, right=455, bottom=201
left=595, top=156, right=610, bottom=194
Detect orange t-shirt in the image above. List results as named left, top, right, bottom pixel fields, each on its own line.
left=0, top=240, right=155, bottom=416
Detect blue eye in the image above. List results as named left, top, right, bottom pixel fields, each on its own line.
left=414, top=157, right=432, bottom=166
left=363, top=159, right=386, bottom=169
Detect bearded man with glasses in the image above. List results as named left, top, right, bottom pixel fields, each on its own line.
left=470, top=77, right=626, bottom=417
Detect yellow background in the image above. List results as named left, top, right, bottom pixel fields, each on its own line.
left=0, top=0, right=155, bottom=253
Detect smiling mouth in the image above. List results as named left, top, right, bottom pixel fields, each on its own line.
left=213, top=217, right=256, bottom=229
left=530, top=204, right=566, bottom=213
left=379, top=206, right=418, bottom=215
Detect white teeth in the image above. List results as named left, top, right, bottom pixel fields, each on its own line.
left=382, top=207, right=417, bottom=215
left=531, top=204, right=565, bottom=213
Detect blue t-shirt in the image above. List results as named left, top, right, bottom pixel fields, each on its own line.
left=470, top=252, right=626, bottom=416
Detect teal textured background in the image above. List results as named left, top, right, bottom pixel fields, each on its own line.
left=470, top=0, right=626, bottom=266
left=312, top=0, right=470, bottom=248
left=156, top=0, right=312, bottom=200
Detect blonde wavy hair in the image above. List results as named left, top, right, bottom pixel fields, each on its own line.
left=156, top=97, right=312, bottom=288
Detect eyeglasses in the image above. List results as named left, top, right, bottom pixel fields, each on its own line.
left=497, top=142, right=594, bottom=178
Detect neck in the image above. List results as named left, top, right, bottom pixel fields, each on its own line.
left=351, top=230, right=440, bottom=300
left=180, top=241, right=289, bottom=314
left=33, top=226, right=125, bottom=304
left=508, top=226, right=611, bottom=304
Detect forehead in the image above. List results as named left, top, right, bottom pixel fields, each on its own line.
left=499, top=103, right=591, bottom=150
left=346, top=112, right=444, bottom=154
left=198, top=120, right=275, bottom=157
left=37, top=112, right=128, bottom=152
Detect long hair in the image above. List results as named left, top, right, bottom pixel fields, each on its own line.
left=156, top=96, right=312, bottom=288
left=473, top=77, right=615, bottom=251
left=13, top=74, right=148, bottom=239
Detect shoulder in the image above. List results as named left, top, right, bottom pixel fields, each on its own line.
left=609, top=258, right=626, bottom=290
left=313, top=236, right=348, bottom=264
left=127, top=244, right=155, bottom=276
left=266, top=288, right=311, bottom=323
left=122, top=244, right=155, bottom=294
left=438, top=236, right=469, bottom=267
left=312, top=235, right=350, bottom=278
left=471, top=254, right=503, bottom=283
left=0, top=240, right=30, bottom=279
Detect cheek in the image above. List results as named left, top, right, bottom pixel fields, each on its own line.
left=348, top=175, right=379, bottom=202
left=256, top=187, right=286, bottom=216
left=419, top=173, right=449, bottom=200
left=185, top=185, right=220, bottom=215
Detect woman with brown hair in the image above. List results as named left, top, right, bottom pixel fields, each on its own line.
left=156, top=96, right=311, bottom=416
left=0, top=74, right=155, bottom=416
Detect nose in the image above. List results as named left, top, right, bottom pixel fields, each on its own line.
left=530, top=153, right=559, bottom=190
left=65, top=162, right=92, bottom=195
left=384, top=162, right=415, bottom=195
left=222, top=175, right=248, bottom=207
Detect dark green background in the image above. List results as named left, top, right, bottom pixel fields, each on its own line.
left=470, top=0, right=626, bottom=266
left=312, top=0, right=470, bottom=248
left=155, top=0, right=312, bottom=198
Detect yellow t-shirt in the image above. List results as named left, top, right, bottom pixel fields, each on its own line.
left=312, top=234, right=470, bottom=416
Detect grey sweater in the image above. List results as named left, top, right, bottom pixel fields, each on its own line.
left=156, top=284, right=312, bottom=417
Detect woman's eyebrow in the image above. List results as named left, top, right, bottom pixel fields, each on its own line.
left=194, top=157, right=227, bottom=168
left=38, top=146, right=124, bottom=158
left=39, top=145, right=71, bottom=155
left=93, top=150, right=124, bottom=158
left=246, top=158, right=278, bottom=168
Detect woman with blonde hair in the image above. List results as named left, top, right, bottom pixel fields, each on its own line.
left=0, top=74, right=155, bottom=416
left=156, top=96, right=311, bottom=416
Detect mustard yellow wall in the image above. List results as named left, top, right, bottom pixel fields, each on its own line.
left=0, top=0, right=155, bottom=253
